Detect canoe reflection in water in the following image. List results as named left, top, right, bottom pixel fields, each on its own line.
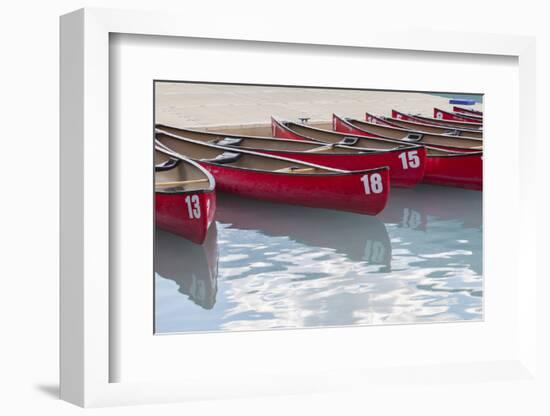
left=380, top=184, right=482, bottom=231
left=155, top=186, right=481, bottom=333
left=155, top=224, right=219, bottom=310
left=215, top=193, right=391, bottom=270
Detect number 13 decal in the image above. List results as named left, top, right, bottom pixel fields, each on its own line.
left=361, top=173, right=384, bottom=194
left=185, top=195, right=201, bottom=219
left=398, top=150, right=420, bottom=169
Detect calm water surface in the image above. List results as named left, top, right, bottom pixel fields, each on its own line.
left=155, top=185, right=482, bottom=333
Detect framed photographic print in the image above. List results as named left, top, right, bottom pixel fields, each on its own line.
left=60, top=7, right=542, bottom=409
left=153, top=81, right=483, bottom=335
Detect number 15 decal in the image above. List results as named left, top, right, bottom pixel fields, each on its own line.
left=398, top=150, right=420, bottom=169
left=361, top=173, right=384, bottom=194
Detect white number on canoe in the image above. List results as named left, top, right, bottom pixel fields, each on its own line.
left=435, top=111, right=443, bottom=119
left=361, top=173, right=383, bottom=194
left=364, top=240, right=386, bottom=263
left=398, top=150, right=420, bottom=169
left=402, top=208, right=421, bottom=229
left=185, top=194, right=201, bottom=219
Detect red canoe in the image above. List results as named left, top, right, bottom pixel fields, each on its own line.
left=392, top=109, right=483, bottom=131
left=433, top=107, right=483, bottom=124
left=273, top=117, right=482, bottom=190
left=369, top=111, right=483, bottom=139
left=453, top=106, right=483, bottom=117
left=155, top=149, right=216, bottom=244
left=156, top=124, right=426, bottom=188
left=423, top=151, right=482, bottom=190
left=331, top=115, right=482, bottom=190
left=453, top=112, right=482, bottom=121
left=156, top=132, right=390, bottom=215
left=333, top=114, right=483, bottom=152
left=271, top=116, right=427, bottom=150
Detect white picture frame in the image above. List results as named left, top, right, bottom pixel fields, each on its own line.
left=60, top=7, right=541, bottom=408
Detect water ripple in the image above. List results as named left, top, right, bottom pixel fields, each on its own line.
left=155, top=186, right=483, bottom=333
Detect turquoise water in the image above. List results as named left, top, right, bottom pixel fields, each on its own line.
left=155, top=185, right=482, bottom=333
left=430, top=93, right=483, bottom=103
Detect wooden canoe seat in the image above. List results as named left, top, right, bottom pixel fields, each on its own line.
left=155, top=158, right=180, bottom=171
left=275, top=166, right=315, bottom=174
left=339, top=136, right=359, bottom=146
left=403, top=132, right=424, bottom=142
left=156, top=179, right=209, bottom=188
left=304, top=145, right=334, bottom=153
left=444, top=129, right=461, bottom=136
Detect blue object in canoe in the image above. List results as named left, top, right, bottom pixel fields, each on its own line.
left=449, top=99, right=476, bottom=105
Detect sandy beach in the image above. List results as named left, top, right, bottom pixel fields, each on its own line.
left=155, top=82, right=483, bottom=129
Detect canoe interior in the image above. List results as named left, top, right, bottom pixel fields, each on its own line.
left=346, top=118, right=483, bottom=149
left=414, top=114, right=483, bottom=130
left=156, top=133, right=339, bottom=174
left=282, top=121, right=407, bottom=150
left=156, top=124, right=362, bottom=155
left=384, top=117, right=483, bottom=138
left=155, top=150, right=211, bottom=192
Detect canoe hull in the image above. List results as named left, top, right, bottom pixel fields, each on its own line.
left=155, top=190, right=216, bottom=244
left=392, top=110, right=482, bottom=131
left=271, top=118, right=426, bottom=188
left=331, top=114, right=482, bottom=190
left=333, top=114, right=478, bottom=153
left=424, top=154, right=482, bottom=191
left=433, top=108, right=482, bottom=124
left=453, top=106, right=483, bottom=117
left=258, top=148, right=426, bottom=188
left=380, top=114, right=483, bottom=139
left=198, top=162, right=390, bottom=216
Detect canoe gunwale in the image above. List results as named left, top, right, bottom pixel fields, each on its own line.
left=343, top=115, right=483, bottom=143
left=155, top=145, right=216, bottom=193
left=272, top=116, right=418, bottom=150
left=391, top=110, right=482, bottom=133
left=434, top=107, right=483, bottom=123
left=156, top=123, right=424, bottom=158
left=155, top=132, right=390, bottom=177
left=155, top=123, right=326, bottom=147
left=334, top=114, right=483, bottom=153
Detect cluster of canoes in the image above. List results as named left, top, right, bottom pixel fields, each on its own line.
left=155, top=106, right=483, bottom=244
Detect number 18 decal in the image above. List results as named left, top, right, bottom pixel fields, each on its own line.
left=398, top=150, right=420, bottom=169
left=185, top=194, right=201, bottom=219
left=361, top=173, right=383, bottom=194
